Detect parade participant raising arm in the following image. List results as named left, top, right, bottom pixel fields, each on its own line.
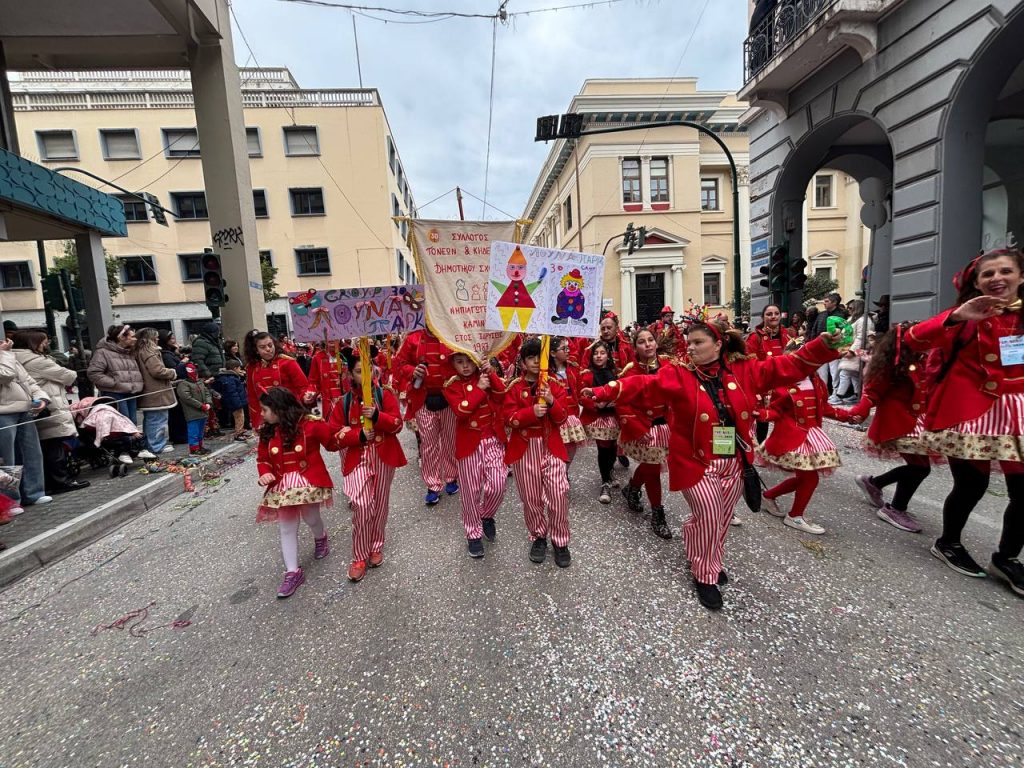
left=584, top=318, right=842, bottom=610
left=245, top=330, right=314, bottom=429
left=904, top=248, right=1024, bottom=597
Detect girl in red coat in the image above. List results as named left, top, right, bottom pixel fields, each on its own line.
left=904, top=249, right=1024, bottom=596
left=256, top=388, right=340, bottom=599
left=584, top=319, right=842, bottom=610
left=245, top=331, right=314, bottom=429
left=580, top=341, right=620, bottom=502
left=503, top=337, right=572, bottom=568
left=616, top=328, right=673, bottom=540
left=328, top=346, right=406, bottom=583
left=550, top=337, right=587, bottom=466
left=307, top=343, right=346, bottom=421
left=745, top=304, right=791, bottom=444
left=841, top=323, right=933, bottom=533
left=757, top=359, right=859, bottom=535
left=444, top=352, right=508, bottom=558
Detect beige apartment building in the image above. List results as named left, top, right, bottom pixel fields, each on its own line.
left=521, top=78, right=869, bottom=324
left=0, top=68, right=417, bottom=343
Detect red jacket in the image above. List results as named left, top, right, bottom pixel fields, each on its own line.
left=394, top=330, right=456, bottom=418
left=247, top=356, right=311, bottom=428
left=257, top=416, right=339, bottom=488
left=496, top=335, right=522, bottom=377
left=905, top=309, right=1024, bottom=431
left=745, top=325, right=791, bottom=361
left=847, top=367, right=929, bottom=445
left=327, top=386, right=407, bottom=475
left=762, top=374, right=852, bottom=455
left=308, top=350, right=346, bottom=418
left=551, top=362, right=582, bottom=415
left=502, top=376, right=569, bottom=464
left=443, top=371, right=508, bottom=459
left=591, top=338, right=838, bottom=490
left=579, top=368, right=617, bottom=426
left=580, top=333, right=635, bottom=371
left=650, top=321, right=687, bottom=354
left=616, top=357, right=670, bottom=442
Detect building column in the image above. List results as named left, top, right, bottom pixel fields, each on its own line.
left=189, top=30, right=265, bottom=343
left=75, top=231, right=115, bottom=344
left=619, top=266, right=635, bottom=325
left=670, top=263, right=685, bottom=313
left=738, top=167, right=751, bottom=289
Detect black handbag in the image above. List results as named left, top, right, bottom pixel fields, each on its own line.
left=703, top=373, right=765, bottom=514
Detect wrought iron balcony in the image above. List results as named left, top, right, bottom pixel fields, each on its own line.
left=744, top=0, right=838, bottom=83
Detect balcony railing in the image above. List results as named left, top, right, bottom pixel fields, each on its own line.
left=743, top=0, right=838, bottom=83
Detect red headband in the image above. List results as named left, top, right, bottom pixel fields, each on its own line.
left=703, top=322, right=722, bottom=342
left=894, top=324, right=902, bottom=362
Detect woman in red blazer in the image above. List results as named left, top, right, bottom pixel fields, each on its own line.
left=328, top=346, right=406, bottom=583
left=757, top=364, right=858, bottom=535
left=255, top=387, right=340, bottom=599
left=617, top=328, right=673, bottom=540
left=245, top=330, right=314, bottom=429
left=745, top=304, right=791, bottom=444
left=841, top=323, right=933, bottom=533
left=584, top=318, right=842, bottom=610
left=904, top=248, right=1024, bottom=595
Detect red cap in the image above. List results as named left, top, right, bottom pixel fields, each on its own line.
left=661, top=306, right=673, bottom=314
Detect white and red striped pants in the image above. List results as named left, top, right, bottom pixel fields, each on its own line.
left=415, top=406, right=457, bottom=491
left=343, top=447, right=396, bottom=563
left=680, top=457, right=743, bottom=585
left=511, top=437, right=571, bottom=547
left=457, top=435, right=508, bottom=539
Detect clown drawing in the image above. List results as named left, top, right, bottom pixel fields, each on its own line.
left=552, top=268, right=586, bottom=325
left=491, top=245, right=546, bottom=331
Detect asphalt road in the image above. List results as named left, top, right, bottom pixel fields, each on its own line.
left=0, top=424, right=1020, bottom=768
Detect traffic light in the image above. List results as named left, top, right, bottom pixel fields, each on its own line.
left=202, top=248, right=226, bottom=308
left=534, top=113, right=585, bottom=142
left=787, top=254, right=808, bottom=292
left=635, top=226, right=647, bottom=250
left=41, top=273, right=67, bottom=311
left=760, top=244, right=788, bottom=298
left=143, top=192, right=168, bottom=227
left=535, top=115, right=559, bottom=142
left=622, top=222, right=635, bottom=248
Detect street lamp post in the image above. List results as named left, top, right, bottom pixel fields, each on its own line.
left=536, top=115, right=743, bottom=319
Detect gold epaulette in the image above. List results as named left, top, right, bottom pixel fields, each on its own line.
left=620, top=362, right=635, bottom=374
left=443, top=374, right=460, bottom=388
left=303, top=413, right=323, bottom=422
left=508, top=376, right=523, bottom=388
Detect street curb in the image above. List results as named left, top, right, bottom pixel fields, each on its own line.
left=0, top=442, right=252, bottom=590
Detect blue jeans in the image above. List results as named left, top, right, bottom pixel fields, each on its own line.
left=0, top=411, right=46, bottom=505
left=101, top=391, right=138, bottom=424
left=143, top=409, right=170, bottom=453
left=186, top=418, right=207, bottom=448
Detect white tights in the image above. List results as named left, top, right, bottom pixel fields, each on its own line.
left=277, top=503, right=326, bottom=572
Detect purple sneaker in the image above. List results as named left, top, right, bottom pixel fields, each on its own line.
left=314, top=534, right=330, bottom=560
left=855, top=474, right=884, bottom=508
left=877, top=504, right=923, bottom=533
left=276, top=568, right=305, bottom=599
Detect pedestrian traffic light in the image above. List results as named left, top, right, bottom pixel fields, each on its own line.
left=41, top=273, right=66, bottom=311
left=202, top=248, right=226, bottom=308
left=143, top=192, right=168, bottom=227
left=787, top=255, right=808, bottom=292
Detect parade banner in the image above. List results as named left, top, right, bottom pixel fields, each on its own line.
left=410, top=218, right=518, bottom=362
left=485, top=242, right=604, bottom=337
left=286, top=284, right=425, bottom=343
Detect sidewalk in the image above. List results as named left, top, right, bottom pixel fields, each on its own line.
left=0, top=434, right=254, bottom=588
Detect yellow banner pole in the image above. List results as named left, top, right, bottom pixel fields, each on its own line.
left=537, top=334, right=551, bottom=405
left=358, top=336, right=373, bottom=432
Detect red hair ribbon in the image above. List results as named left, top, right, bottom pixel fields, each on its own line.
left=894, top=323, right=902, bottom=362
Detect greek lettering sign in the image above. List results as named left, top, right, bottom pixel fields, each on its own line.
left=286, top=285, right=425, bottom=343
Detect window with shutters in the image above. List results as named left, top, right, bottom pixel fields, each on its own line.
left=0, top=262, right=32, bottom=290
left=295, top=248, right=330, bottom=276
left=621, top=158, right=641, bottom=204
left=36, top=130, right=78, bottom=161
left=178, top=254, right=203, bottom=282
left=246, top=127, right=262, bottom=157
left=283, top=126, right=319, bottom=156
left=117, top=195, right=148, bottom=223
left=99, top=129, right=141, bottom=160
left=162, top=128, right=200, bottom=158
left=120, top=255, right=157, bottom=284
left=650, top=157, right=670, bottom=203
left=290, top=188, right=325, bottom=216
left=253, top=189, right=269, bottom=218
left=170, top=191, right=208, bottom=220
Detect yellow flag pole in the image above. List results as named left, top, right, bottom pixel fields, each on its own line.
left=358, top=336, right=373, bottom=432
left=537, top=334, right=551, bottom=405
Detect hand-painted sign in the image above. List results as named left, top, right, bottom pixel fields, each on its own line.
left=287, top=285, right=425, bottom=343
left=485, top=242, right=604, bottom=337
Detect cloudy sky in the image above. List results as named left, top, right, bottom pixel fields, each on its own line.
left=231, top=0, right=749, bottom=222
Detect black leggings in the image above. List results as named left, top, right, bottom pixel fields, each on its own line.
left=940, top=459, right=1024, bottom=558
left=871, top=454, right=931, bottom=512
left=597, top=442, right=617, bottom=483
left=755, top=420, right=769, bottom=444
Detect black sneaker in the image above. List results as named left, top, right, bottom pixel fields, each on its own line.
left=693, top=580, right=723, bottom=610
left=717, top=570, right=728, bottom=586
left=991, top=553, right=1024, bottom=596
left=650, top=506, right=672, bottom=539
left=618, top=455, right=630, bottom=468
left=482, top=517, right=497, bottom=542
left=931, top=540, right=986, bottom=578
left=622, top=485, right=643, bottom=513
left=529, top=538, right=547, bottom=564
left=553, top=545, right=571, bottom=568
left=467, top=538, right=485, bottom=558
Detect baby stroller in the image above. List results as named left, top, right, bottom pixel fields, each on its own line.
left=70, top=396, right=145, bottom=478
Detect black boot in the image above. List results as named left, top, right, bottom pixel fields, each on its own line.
left=622, top=484, right=643, bottom=513
left=650, top=506, right=672, bottom=539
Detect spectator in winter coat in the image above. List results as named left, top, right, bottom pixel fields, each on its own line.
left=135, top=328, right=178, bottom=457
left=0, top=339, right=51, bottom=510
left=223, top=339, right=244, bottom=369
left=190, top=322, right=226, bottom=380
left=158, top=330, right=188, bottom=445
left=212, top=359, right=248, bottom=441
left=69, top=345, right=94, bottom=399
left=175, top=361, right=214, bottom=455
left=87, top=324, right=144, bottom=422
left=810, top=294, right=847, bottom=390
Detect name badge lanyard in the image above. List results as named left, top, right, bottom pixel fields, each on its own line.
left=703, top=373, right=755, bottom=459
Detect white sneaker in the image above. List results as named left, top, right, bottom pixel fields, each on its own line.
left=118, top=453, right=134, bottom=465
left=137, top=450, right=157, bottom=460
left=598, top=484, right=611, bottom=504
left=10, top=506, right=24, bottom=516
left=161, top=446, right=175, bottom=453
left=763, top=497, right=786, bottom=518
left=32, top=496, right=53, bottom=505
left=730, top=515, right=742, bottom=526
left=784, top=516, right=825, bottom=535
